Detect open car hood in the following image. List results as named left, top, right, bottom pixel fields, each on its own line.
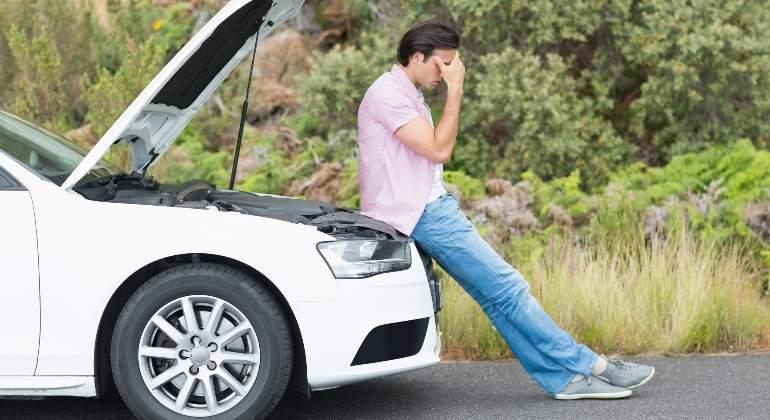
left=61, top=0, right=304, bottom=190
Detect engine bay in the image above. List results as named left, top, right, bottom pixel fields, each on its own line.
left=74, top=173, right=408, bottom=240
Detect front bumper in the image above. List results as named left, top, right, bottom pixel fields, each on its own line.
left=293, top=241, right=441, bottom=390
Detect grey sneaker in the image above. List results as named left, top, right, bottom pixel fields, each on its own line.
left=598, top=357, right=655, bottom=389
left=554, top=375, right=632, bottom=400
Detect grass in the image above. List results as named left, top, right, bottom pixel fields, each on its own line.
left=438, top=228, right=770, bottom=360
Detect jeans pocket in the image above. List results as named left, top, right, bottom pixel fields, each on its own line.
left=424, top=193, right=451, bottom=216
left=423, top=200, right=440, bottom=216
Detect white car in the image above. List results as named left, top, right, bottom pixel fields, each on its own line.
left=0, top=1, right=442, bottom=418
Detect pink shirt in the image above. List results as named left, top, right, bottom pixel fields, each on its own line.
left=357, top=64, right=436, bottom=236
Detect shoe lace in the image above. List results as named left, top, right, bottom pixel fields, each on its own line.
left=607, top=357, right=634, bottom=377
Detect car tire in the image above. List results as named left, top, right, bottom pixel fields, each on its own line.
left=111, top=263, right=293, bottom=420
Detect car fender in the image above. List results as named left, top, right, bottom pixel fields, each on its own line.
left=27, top=180, right=336, bottom=375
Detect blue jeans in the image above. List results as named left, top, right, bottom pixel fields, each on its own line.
left=412, top=192, right=598, bottom=395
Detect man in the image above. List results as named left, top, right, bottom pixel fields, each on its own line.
left=356, top=20, right=655, bottom=399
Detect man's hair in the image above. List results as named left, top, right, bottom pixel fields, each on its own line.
left=397, top=20, right=460, bottom=66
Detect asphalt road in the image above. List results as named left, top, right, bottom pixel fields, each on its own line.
left=1, top=355, right=768, bottom=419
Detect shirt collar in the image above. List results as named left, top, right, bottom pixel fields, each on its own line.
left=390, top=64, right=422, bottom=101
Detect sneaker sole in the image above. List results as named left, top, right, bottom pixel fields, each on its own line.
left=628, top=366, right=655, bottom=390
left=553, top=389, right=632, bottom=400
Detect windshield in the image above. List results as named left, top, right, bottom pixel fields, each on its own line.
left=0, top=111, right=119, bottom=186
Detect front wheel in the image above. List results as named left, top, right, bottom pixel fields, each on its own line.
left=111, top=263, right=293, bottom=420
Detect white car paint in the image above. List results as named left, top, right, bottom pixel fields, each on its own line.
left=0, top=0, right=440, bottom=405
left=0, top=160, right=439, bottom=392
left=0, top=185, right=40, bottom=376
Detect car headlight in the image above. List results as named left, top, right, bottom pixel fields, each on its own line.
left=316, top=239, right=412, bottom=278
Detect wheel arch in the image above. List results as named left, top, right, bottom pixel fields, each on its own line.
left=94, top=253, right=310, bottom=399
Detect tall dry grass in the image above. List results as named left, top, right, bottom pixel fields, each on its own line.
left=439, top=229, right=770, bottom=359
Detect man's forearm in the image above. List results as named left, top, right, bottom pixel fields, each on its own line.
left=434, top=87, right=463, bottom=161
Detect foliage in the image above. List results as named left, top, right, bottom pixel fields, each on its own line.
left=523, top=169, right=592, bottom=222
left=236, top=130, right=295, bottom=195
left=607, top=0, right=770, bottom=160
left=4, top=26, right=69, bottom=132
left=149, top=125, right=232, bottom=187
left=296, top=33, right=394, bottom=157
left=521, top=140, right=770, bottom=244
left=82, top=36, right=168, bottom=137
left=441, top=229, right=770, bottom=358
left=461, top=48, right=630, bottom=185
left=443, top=170, right=484, bottom=200
left=1, top=0, right=196, bottom=137
left=336, top=158, right=362, bottom=209
left=514, top=140, right=770, bottom=289
left=396, top=0, right=770, bottom=181
left=0, top=0, right=99, bottom=109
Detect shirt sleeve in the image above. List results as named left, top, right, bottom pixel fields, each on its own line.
left=370, top=89, right=422, bottom=135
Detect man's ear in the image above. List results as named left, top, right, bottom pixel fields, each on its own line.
left=411, top=52, right=424, bottom=65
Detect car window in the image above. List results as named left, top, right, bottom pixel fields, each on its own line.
left=0, top=164, right=23, bottom=189
left=0, top=111, right=119, bottom=186
left=0, top=171, right=12, bottom=188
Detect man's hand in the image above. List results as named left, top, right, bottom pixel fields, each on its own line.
left=433, top=52, right=465, bottom=94
left=394, top=52, right=464, bottom=164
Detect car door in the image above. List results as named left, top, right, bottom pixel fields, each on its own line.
left=0, top=165, right=40, bottom=375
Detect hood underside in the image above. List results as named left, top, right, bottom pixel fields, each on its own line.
left=62, top=0, right=304, bottom=190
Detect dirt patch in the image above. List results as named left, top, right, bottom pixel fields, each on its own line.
left=64, top=124, right=97, bottom=148
left=286, top=162, right=343, bottom=203
left=248, top=29, right=313, bottom=122
left=745, top=201, right=770, bottom=245
left=469, top=178, right=539, bottom=246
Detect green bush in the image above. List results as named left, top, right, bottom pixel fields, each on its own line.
left=336, top=158, right=362, bottom=209
left=400, top=0, right=770, bottom=181
left=82, top=36, right=168, bottom=138
left=297, top=33, right=394, bottom=139
left=235, top=130, right=294, bottom=195
left=522, top=140, right=770, bottom=239
left=606, top=0, right=770, bottom=161
left=0, top=0, right=99, bottom=110
left=460, top=48, right=630, bottom=186
left=606, top=139, right=770, bottom=246
left=4, top=26, right=69, bottom=132
left=150, top=125, right=232, bottom=187
left=513, top=140, right=770, bottom=287
left=444, top=169, right=485, bottom=200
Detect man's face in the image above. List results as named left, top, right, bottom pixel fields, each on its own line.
left=411, top=49, right=456, bottom=90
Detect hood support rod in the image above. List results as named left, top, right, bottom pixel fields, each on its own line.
left=229, top=29, right=261, bottom=190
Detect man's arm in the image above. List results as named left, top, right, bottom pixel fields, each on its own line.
left=395, top=53, right=465, bottom=164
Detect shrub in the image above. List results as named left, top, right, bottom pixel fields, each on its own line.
left=235, top=131, right=294, bottom=195
left=4, top=26, right=69, bottom=132
left=149, top=125, right=231, bottom=187
left=444, top=169, right=485, bottom=200
left=296, top=33, right=394, bottom=138
left=404, top=0, right=770, bottom=180
left=606, top=0, right=770, bottom=161
left=0, top=0, right=99, bottom=112
left=82, top=36, right=168, bottom=138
